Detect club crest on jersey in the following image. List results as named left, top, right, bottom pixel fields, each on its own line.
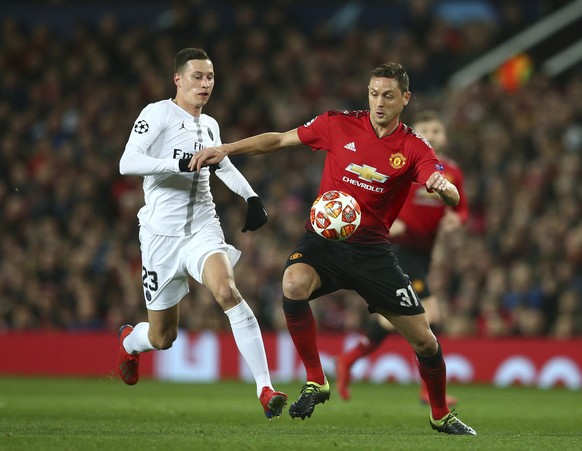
left=389, top=152, right=406, bottom=169
left=134, top=120, right=149, bottom=134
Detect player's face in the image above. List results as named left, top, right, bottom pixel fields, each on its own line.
left=414, top=119, right=447, bottom=152
left=368, top=77, right=410, bottom=132
left=175, top=59, right=215, bottom=113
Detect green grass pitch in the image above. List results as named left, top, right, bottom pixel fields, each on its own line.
left=0, top=376, right=580, bottom=450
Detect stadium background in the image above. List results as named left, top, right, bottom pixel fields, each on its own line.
left=1, top=0, right=581, bottom=385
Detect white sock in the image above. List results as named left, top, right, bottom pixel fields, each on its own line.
left=225, top=300, right=272, bottom=397
left=123, top=322, right=155, bottom=354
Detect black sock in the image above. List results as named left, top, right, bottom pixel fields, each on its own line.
left=416, top=342, right=443, bottom=368
left=282, top=296, right=309, bottom=314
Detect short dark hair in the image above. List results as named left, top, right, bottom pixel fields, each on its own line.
left=412, top=110, right=443, bottom=126
left=174, top=48, right=210, bottom=74
left=370, top=62, right=409, bottom=93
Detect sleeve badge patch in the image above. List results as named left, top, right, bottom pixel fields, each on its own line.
left=133, top=120, right=149, bottom=134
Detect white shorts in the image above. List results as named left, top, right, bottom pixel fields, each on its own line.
left=139, top=221, right=241, bottom=311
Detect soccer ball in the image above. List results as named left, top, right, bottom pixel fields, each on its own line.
left=310, top=190, right=361, bottom=240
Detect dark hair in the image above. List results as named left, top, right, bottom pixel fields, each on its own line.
left=174, top=48, right=210, bottom=73
left=412, top=110, right=443, bottom=126
left=370, top=62, right=409, bottom=93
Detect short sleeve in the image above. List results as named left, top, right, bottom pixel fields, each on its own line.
left=297, top=112, right=331, bottom=151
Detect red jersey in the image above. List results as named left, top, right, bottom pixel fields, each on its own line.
left=392, top=156, right=468, bottom=253
left=297, top=110, right=445, bottom=244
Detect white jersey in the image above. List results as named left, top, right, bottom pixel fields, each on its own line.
left=120, top=99, right=257, bottom=236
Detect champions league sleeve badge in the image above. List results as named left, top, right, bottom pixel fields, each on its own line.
left=133, top=120, right=149, bottom=134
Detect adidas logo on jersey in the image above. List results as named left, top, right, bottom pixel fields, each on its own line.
left=344, top=142, right=356, bottom=151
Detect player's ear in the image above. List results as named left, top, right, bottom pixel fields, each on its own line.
left=174, top=72, right=181, bottom=87
left=403, top=91, right=411, bottom=106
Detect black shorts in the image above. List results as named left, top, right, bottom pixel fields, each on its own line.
left=285, top=232, right=425, bottom=316
left=392, top=245, right=431, bottom=299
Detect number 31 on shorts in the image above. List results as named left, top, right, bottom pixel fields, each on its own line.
left=396, top=284, right=421, bottom=308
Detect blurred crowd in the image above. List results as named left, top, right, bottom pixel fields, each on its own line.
left=1, top=0, right=581, bottom=337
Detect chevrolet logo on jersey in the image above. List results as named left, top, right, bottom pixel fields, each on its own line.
left=344, top=163, right=388, bottom=193
left=346, top=164, right=388, bottom=183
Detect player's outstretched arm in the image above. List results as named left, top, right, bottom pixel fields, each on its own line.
left=425, top=171, right=459, bottom=206
left=190, top=129, right=301, bottom=171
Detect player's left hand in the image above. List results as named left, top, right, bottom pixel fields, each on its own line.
left=426, top=171, right=459, bottom=207
left=425, top=171, right=449, bottom=192
left=242, top=196, right=267, bottom=232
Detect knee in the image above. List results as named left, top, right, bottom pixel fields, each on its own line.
left=282, top=276, right=311, bottom=300
left=282, top=264, right=318, bottom=300
left=412, top=334, right=439, bottom=358
left=213, top=282, right=240, bottom=310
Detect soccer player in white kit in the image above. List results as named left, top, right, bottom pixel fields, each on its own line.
left=117, top=48, right=287, bottom=419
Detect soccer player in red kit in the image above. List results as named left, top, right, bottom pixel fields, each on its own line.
left=190, top=63, right=476, bottom=435
left=336, top=110, right=469, bottom=405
